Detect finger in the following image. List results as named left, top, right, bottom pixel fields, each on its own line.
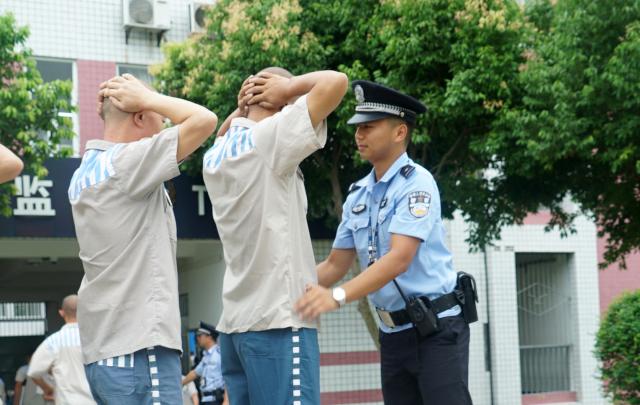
left=108, top=76, right=126, bottom=84
left=259, top=101, right=277, bottom=110
left=99, top=80, right=109, bottom=89
left=121, top=73, right=136, bottom=81
left=255, top=72, right=275, bottom=80
left=249, top=77, right=268, bottom=85
left=247, top=93, right=265, bottom=105
left=108, top=96, right=125, bottom=111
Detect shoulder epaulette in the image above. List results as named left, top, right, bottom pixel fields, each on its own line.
left=400, top=164, right=415, bottom=178
left=347, top=183, right=361, bottom=194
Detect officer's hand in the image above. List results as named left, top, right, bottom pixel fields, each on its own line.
left=237, top=75, right=254, bottom=118
left=295, top=284, right=339, bottom=321
left=246, top=72, right=291, bottom=110
left=99, top=74, right=155, bottom=113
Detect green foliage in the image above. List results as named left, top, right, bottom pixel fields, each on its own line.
left=595, top=291, right=640, bottom=404
left=153, top=0, right=528, bottom=242
left=490, top=0, right=640, bottom=267
left=0, top=13, right=75, bottom=216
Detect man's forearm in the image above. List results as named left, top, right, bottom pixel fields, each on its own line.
left=339, top=250, right=412, bottom=304
left=182, top=369, right=197, bottom=385
left=317, top=260, right=348, bottom=288
left=286, top=71, right=344, bottom=99
left=145, top=93, right=213, bottom=126
left=32, top=377, right=53, bottom=395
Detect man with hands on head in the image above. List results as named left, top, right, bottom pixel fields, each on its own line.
left=202, top=68, right=348, bottom=405
left=295, top=81, right=473, bottom=405
left=68, top=73, right=217, bottom=405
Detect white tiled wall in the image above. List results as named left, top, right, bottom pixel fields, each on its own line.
left=1, top=0, right=196, bottom=64
left=454, top=214, right=605, bottom=405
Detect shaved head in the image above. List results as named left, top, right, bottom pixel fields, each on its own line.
left=61, top=294, right=78, bottom=318
left=99, top=77, right=156, bottom=122
left=258, top=66, right=293, bottom=78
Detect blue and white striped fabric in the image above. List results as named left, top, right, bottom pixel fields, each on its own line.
left=203, top=126, right=254, bottom=170
left=45, top=323, right=82, bottom=353
left=97, top=353, right=135, bottom=368
left=68, top=144, right=123, bottom=201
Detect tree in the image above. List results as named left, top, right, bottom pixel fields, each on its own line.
left=152, top=0, right=527, bottom=346
left=595, top=291, right=640, bottom=404
left=0, top=13, right=75, bottom=216
left=488, top=0, right=640, bottom=267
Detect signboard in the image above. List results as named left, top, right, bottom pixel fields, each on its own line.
left=0, top=158, right=219, bottom=239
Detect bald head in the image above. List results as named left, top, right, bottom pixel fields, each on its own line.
left=258, top=66, right=293, bottom=78
left=99, top=77, right=156, bottom=123
left=61, top=294, right=78, bottom=319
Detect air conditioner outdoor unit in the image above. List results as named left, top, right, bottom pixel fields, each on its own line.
left=189, top=2, right=213, bottom=34
left=123, top=0, right=171, bottom=45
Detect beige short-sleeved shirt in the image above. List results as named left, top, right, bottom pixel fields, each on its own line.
left=28, top=323, right=96, bottom=405
left=203, top=95, right=327, bottom=333
left=68, top=126, right=182, bottom=364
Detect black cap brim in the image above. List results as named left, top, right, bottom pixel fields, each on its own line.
left=347, top=112, right=394, bottom=125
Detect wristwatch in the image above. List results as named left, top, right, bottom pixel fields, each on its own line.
left=332, top=287, right=347, bottom=307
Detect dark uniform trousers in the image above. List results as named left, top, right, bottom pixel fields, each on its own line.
left=380, top=315, right=472, bottom=405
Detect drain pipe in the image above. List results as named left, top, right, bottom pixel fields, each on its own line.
left=483, top=245, right=496, bottom=405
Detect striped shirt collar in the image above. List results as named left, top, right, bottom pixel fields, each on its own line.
left=230, top=117, right=256, bottom=129
left=86, top=139, right=116, bottom=151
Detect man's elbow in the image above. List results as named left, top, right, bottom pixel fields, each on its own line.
left=200, top=111, right=218, bottom=136
left=330, top=72, right=349, bottom=97
left=5, top=157, right=24, bottom=181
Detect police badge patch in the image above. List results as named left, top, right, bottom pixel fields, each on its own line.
left=354, top=85, right=365, bottom=104
left=352, top=204, right=366, bottom=214
left=408, top=191, right=431, bottom=218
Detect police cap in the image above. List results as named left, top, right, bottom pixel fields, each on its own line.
left=197, top=321, right=219, bottom=339
left=347, top=80, right=427, bottom=125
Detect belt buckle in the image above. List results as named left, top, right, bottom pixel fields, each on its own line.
left=376, top=308, right=396, bottom=328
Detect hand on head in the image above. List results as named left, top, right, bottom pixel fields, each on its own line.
left=242, top=71, right=292, bottom=111
left=98, top=73, right=155, bottom=114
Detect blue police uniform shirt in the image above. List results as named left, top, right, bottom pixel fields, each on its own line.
left=333, top=152, right=460, bottom=333
left=195, top=344, right=224, bottom=396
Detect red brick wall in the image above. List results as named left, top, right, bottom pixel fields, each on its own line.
left=77, top=60, right=116, bottom=153
left=598, top=239, right=640, bottom=314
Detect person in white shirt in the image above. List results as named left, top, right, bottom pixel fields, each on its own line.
left=27, top=295, right=96, bottom=405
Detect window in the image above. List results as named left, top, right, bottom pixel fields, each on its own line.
left=35, top=58, right=79, bottom=155
left=117, top=64, right=153, bottom=85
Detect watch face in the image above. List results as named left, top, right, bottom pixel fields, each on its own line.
left=333, top=288, right=346, bottom=303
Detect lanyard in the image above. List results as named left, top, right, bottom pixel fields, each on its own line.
left=367, top=174, right=398, bottom=266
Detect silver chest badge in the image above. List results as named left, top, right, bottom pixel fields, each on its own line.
left=354, top=85, right=365, bottom=104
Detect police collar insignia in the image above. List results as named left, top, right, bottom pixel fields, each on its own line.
left=352, top=204, right=366, bottom=214
left=380, top=198, right=388, bottom=209
left=354, top=85, right=365, bottom=104
left=408, top=191, right=430, bottom=218
left=400, top=164, right=415, bottom=178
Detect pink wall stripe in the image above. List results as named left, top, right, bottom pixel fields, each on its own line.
left=77, top=60, right=116, bottom=153
left=522, top=391, right=577, bottom=404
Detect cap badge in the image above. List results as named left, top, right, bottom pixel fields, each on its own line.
left=354, top=85, right=365, bottom=104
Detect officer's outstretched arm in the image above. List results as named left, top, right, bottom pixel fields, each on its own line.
left=0, top=143, right=23, bottom=184
left=296, top=234, right=420, bottom=320
left=317, top=248, right=356, bottom=288
left=182, top=369, right=198, bottom=386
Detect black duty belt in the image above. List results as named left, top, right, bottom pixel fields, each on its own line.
left=376, top=291, right=462, bottom=329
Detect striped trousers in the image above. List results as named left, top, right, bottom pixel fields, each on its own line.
left=84, top=346, right=181, bottom=405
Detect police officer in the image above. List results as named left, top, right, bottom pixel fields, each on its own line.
left=296, top=81, right=473, bottom=404
left=183, top=322, right=227, bottom=405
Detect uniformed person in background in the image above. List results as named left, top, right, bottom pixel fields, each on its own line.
left=183, top=322, right=227, bottom=405
left=296, top=80, right=473, bottom=405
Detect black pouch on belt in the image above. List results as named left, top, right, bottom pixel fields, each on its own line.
left=456, top=271, right=479, bottom=323
left=407, top=295, right=440, bottom=337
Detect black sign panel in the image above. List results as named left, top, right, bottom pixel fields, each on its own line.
left=0, top=158, right=218, bottom=239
